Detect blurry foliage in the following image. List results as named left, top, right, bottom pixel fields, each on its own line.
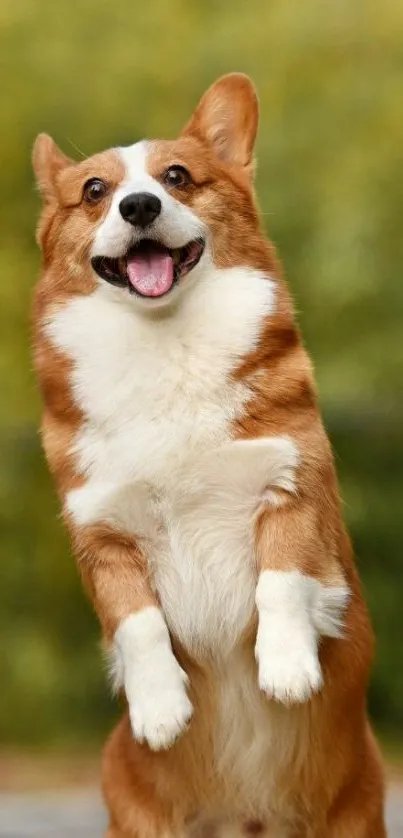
left=0, top=0, right=402, bottom=746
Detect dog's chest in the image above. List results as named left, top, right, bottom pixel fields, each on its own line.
left=65, top=308, right=249, bottom=487
left=47, top=270, right=274, bottom=653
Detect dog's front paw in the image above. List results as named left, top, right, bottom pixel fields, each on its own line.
left=255, top=570, right=327, bottom=705
left=128, top=664, right=193, bottom=750
left=114, top=608, right=193, bottom=750
left=255, top=625, right=322, bottom=704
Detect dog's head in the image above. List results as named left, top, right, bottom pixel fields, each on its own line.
left=33, top=74, right=272, bottom=309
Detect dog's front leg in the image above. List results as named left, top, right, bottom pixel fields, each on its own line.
left=69, top=516, right=193, bottom=750
left=254, top=461, right=350, bottom=706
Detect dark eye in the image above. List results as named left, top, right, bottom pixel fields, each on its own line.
left=83, top=178, right=108, bottom=204
left=163, top=165, right=191, bottom=188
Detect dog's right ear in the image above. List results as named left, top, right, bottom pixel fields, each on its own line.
left=32, top=134, right=73, bottom=202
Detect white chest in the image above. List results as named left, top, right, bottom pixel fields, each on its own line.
left=46, top=267, right=276, bottom=654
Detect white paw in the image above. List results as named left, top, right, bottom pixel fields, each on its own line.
left=256, top=626, right=323, bottom=704
left=254, top=570, right=337, bottom=705
left=114, top=608, right=193, bottom=750
left=128, top=663, right=193, bottom=750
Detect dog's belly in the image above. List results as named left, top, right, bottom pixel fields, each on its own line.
left=188, top=647, right=300, bottom=826
left=153, top=531, right=256, bottom=659
left=216, top=652, right=300, bottom=812
left=151, top=437, right=297, bottom=657
left=150, top=459, right=259, bottom=657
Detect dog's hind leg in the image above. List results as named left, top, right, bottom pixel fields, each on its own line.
left=325, top=731, right=386, bottom=838
left=102, top=715, right=194, bottom=838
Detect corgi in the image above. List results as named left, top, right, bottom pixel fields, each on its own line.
left=32, top=73, right=385, bottom=837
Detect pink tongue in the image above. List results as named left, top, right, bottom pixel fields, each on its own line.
left=126, top=252, right=174, bottom=297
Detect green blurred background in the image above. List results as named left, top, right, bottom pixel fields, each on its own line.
left=1, top=0, right=402, bottom=756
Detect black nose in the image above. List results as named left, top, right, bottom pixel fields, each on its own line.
left=119, top=192, right=161, bottom=228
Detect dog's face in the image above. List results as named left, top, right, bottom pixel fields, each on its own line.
left=33, top=74, right=266, bottom=309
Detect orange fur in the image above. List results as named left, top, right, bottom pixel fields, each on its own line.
left=32, top=74, right=385, bottom=837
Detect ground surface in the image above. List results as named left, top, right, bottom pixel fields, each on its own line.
left=0, top=789, right=402, bottom=837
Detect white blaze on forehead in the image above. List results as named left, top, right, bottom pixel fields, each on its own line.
left=91, top=140, right=204, bottom=259
left=119, top=140, right=156, bottom=192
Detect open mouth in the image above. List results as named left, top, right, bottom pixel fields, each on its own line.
left=91, top=238, right=205, bottom=299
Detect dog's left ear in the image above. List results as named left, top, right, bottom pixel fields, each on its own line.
left=32, top=134, right=73, bottom=202
left=181, top=73, right=259, bottom=174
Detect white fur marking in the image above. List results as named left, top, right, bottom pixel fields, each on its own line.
left=66, top=481, right=155, bottom=537
left=255, top=570, right=349, bottom=704
left=114, top=607, right=192, bottom=750
left=214, top=648, right=302, bottom=821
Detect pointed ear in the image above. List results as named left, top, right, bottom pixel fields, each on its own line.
left=181, top=73, right=259, bottom=173
left=32, top=134, right=73, bottom=201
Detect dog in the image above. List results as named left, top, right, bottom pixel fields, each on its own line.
left=32, top=73, right=385, bottom=837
